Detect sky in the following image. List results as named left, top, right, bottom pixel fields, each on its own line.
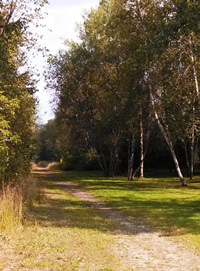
left=34, top=0, right=100, bottom=124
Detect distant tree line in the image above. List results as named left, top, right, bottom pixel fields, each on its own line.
left=45, top=0, right=200, bottom=186
left=35, top=119, right=60, bottom=162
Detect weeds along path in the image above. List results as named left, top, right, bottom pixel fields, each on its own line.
left=46, top=171, right=200, bottom=271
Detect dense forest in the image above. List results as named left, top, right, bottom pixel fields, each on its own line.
left=43, top=0, right=200, bottom=186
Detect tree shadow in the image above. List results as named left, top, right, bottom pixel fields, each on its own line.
left=30, top=182, right=153, bottom=236
left=32, top=170, right=200, bottom=237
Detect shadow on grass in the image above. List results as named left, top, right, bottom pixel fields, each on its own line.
left=30, top=180, right=153, bottom=236
left=32, top=170, right=200, bottom=237
left=41, top=170, right=200, bottom=190
left=32, top=197, right=113, bottom=232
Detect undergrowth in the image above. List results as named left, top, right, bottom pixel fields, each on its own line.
left=0, top=185, right=23, bottom=233
left=0, top=176, right=44, bottom=233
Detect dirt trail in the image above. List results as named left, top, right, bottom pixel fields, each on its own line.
left=49, top=173, right=200, bottom=271
left=2, top=169, right=199, bottom=270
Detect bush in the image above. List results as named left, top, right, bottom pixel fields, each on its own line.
left=59, top=161, right=75, bottom=171
left=59, top=151, right=99, bottom=171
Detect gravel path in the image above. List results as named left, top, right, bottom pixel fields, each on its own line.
left=1, top=169, right=200, bottom=270
left=51, top=176, right=200, bottom=271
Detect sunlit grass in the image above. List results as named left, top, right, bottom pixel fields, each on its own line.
left=3, top=170, right=200, bottom=269
left=55, top=171, right=200, bottom=249
left=2, top=176, right=125, bottom=270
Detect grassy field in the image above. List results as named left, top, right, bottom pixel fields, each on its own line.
left=54, top=170, right=200, bottom=249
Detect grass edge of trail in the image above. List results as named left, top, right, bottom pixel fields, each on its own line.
left=51, top=170, right=200, bottom=252
left=1, top=172, right=129, bottom=271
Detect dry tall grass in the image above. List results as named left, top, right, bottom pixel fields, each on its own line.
left=0, top=176, right=44, bottom=233
left=0, top=185, right=23, bottom=233
left=22, top=176, right=45, bottom=207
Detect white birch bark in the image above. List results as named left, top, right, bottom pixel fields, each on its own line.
left=128, top=133, right=135, bottom=180
left=189, top=35, right=199, bottom=179
left=139, top=105, right=144, bottom=178
left=189, top=35, right=199, bottom=97
left=150, top=88, right=187, bottom=186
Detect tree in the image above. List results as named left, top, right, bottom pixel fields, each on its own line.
left=47, top=41, right=125, bottom=176
left=0, top=0, right=48, bottom=182
left=147, top=0, right=200, bottom=184
left=46, top=0, right=200, bottom=185
left=36, top=119, right=60, bottom=162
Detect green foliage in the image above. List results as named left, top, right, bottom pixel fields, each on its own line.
left=59, top=151, right=99, bottom=171
left=35, top=119, right=60, bottom=162
left=0, top=0, right=48, bottom=182
left=46, top=0, right=200, bottom=181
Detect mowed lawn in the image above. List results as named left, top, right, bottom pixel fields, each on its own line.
left=55, top=170, right=200, bottom=249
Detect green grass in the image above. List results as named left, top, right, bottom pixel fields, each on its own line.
left=2, top=170, right=200, bottom=269
left=53, top=170, right=200, bottom=249
left=1, top=173, right=126, bottom=270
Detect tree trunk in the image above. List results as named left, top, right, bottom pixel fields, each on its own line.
left=190, top=138, right=194, bottom=180
left=139, top=104, right=144, bottom=178
left=190, top=35, right=199, bottom=97
left=113, top=145, right=119, bottom=177
left=190, top=102, right=195, bottom=180
left=98, top=141, right=109, bottom=177
left=132, top=105, right=151, bottom=179
left=150, top=90, right=187, bottom=186
left=184, top=143, right=190, bottom=177
left=132, top=140, right=149, bottom=179
left=189, top=35, right=199, bottom=179
left=108, top=148, right=118, bottom=177
left=128, top=132, right=135, bottom=180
